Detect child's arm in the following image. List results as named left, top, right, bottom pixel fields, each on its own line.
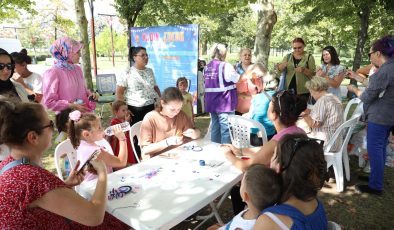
left=99, top=125, right=128, bottom=168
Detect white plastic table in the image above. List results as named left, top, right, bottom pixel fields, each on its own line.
left=78, top=139, right=243, bottom=230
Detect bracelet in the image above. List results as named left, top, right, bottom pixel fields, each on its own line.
left=119, top=138, right=127, bottom=142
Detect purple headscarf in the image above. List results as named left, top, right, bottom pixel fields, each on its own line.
left=49, top=36, right=83, bottom=70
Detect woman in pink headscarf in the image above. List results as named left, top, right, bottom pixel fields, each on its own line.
left=42, top=37, right=97, bottom=112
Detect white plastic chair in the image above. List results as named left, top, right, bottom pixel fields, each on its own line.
left=324, top=115, right=360, bottom=192
left=343, top=98, right=363, bottom=121
left=129, top=121, right=143, bottom=163
left=328, top=221, right=342, bottom=230
left=54, top=139, right=77, bottom=181
left=227, top=115, right=268, bottom=149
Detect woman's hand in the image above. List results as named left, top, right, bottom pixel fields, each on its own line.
left=220, top=144, right=241, bottom=156
left=88, top=158, right=107, bottom=175
left=277, top=61, right=288, bottom=72
left=346, top=70, right=365, bottom=83
left=69, top=103, right=88, bottom=113
left=295, top=66, right=305, bottom=73
left=112, top=124, right=126, bottom=141
left=316, top=68, right=325, bottom=77
left=64, top=161, right=85, bottom=187
left=182, top=128, right=196, bottom=138
left=166, top=135, right=184, bottom=146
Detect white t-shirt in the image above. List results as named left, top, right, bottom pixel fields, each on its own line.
left=218, top=209, right=256, bottom=230
left=23, top=72, right=43, bottom=93
left=116, top=66, right=159, bottom=107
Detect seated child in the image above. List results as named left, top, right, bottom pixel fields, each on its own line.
left=207, top=164, right=282, bottom=230
left=109, top=100, right=137, bottom=165
left=54, top=107, right=73, bottom=144
left=176, top=77, right=194, bottom=125
left=68, top=110, right=128, bottom=181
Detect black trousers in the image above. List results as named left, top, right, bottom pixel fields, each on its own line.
left=127, top=104, right=155, bottom=159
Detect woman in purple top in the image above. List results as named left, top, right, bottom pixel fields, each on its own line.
left=42, top=37, right=97, bottom=113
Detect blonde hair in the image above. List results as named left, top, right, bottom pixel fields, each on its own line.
left=305, top=77, right=329, bottom=92
left=210, top=43, right=227, bottom=60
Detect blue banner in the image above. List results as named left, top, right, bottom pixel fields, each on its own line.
left=130, top=24, right=199, bottom=107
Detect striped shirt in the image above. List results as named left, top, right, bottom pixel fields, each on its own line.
left=309, top=93, right=344, bottom=151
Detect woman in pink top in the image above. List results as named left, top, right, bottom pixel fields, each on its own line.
left=42, top=37, right=97, bottom=112
left=222, top=90, right=307, bottom=171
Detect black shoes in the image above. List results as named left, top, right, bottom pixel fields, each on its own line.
left=358, top=175, right=369, bottom=182
left=355, top=184, right=383, bottom=196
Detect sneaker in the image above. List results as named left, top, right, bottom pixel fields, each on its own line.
left=355, top=184, right=382, bottom=196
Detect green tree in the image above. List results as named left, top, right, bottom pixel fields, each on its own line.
left=0, top=0, right=35, bottom=20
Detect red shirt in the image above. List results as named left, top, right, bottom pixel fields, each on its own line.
left=0, top=156, right=129, bottom=230
left=110, top=118, right=137, bottom=164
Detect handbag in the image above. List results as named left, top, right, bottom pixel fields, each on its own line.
left=278, top=53, right=292, bottom=91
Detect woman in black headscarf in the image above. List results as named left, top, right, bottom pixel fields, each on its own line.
left=0, top=48, right=29, bottom=102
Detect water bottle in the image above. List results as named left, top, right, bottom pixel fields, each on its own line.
left=104, top=122, right=131, bottom=136
left=64, top=159, right=71, bottom=176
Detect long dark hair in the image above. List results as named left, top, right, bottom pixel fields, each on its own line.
left=321, top=45, right=340, bottom=65
left=271, top=90, right=307, bottom=127
left=276, top=133, right=327, bottom=202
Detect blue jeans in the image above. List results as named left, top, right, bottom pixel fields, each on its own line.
left=210, top=112, right=234, bottom=144
left=367, top=121, right=392, bottom=190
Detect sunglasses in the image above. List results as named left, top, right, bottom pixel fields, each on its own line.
left=281, top=137, right=324, bottom=171
left=0, top=63, right=15, bottom=71
left=368, top=51, right=377, bottom=60
left=38, top=120, right=55, bottom=131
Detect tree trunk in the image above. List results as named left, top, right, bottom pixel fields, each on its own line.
left=75, top=0, right=94, bottom=91
left=352, top=5, right=370, bottom=71
left=253, top=0, right=277, bottom=68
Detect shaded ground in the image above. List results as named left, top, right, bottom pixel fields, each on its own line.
left=43, top=109, right=394, bottom=230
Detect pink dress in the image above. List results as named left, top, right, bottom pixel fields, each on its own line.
left=0, top=156, right=128, bottom=230
left=42, top=65, right=95, bottom=112
left=272, top=125, right=306, bottom=142
left=77, top=140, right=113, bottom=181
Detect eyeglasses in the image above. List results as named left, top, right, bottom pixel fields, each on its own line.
left=281, top=137, right=324, bottom=171
left=368, top=51, right=377, bottom=60
left=38, top=120, right=55, bottom=131
left=0, top=63, right=15, bottom=71
left=293, top=46, right=303, bottom=50
left=135, top=54, right=149, bottom=58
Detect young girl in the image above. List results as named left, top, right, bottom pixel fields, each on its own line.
left=176, top=77, right=194, bottom=125
left=68, top=110, right=128, bottom=181
left=109, top=100, right=137, bottom=165
left=140, top=87, right=200, bottom=158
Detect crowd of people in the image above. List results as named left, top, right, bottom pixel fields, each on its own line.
left=0, top=34, right=393, bottom=229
